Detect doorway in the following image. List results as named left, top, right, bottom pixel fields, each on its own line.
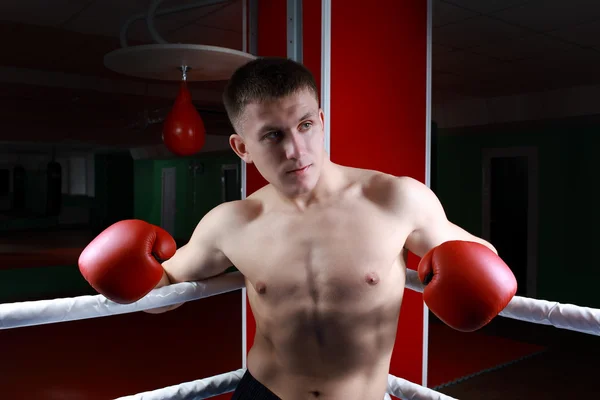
left=482, top=147, right=538, bottom=298
left=221, top=163, right=241, bottom=202
left=161, top=166, right=177, bottom=238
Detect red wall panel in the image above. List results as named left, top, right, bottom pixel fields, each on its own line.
left=245, top=0, right=428, bottom=387
left=329, top=0, right=428, bottom=384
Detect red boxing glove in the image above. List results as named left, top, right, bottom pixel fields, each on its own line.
left=78, top=220, right=177, bottom=304
left=418, top=240, right=517, bottom=332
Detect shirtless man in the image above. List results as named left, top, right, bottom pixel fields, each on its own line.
left=78, top=58, right=517, bottom=400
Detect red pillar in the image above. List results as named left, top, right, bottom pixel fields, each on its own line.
left=245, top=0, right=430, bottom=387
left=328, top=0, right=429, bottom=385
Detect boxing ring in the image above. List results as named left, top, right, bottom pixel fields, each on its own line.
left=1, top=270, right=599, bottom=400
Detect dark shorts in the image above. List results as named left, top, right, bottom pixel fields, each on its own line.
left=231, top=369, right=281, bottom=400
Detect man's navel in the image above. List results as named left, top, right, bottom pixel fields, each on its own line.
left=365, top=272, right=380, bottom=285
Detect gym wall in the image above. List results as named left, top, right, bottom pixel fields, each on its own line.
left=0, top=149, right=240, bottom=301
left=435, top=116, right=600, bottom=308
left=0, top=150, right=97, bottom=232
left=92, top=152, right=134, bottom=232
left=133, top=151, right=240, bottom=242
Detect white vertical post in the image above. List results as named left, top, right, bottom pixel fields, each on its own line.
left=287, top=0, right=303, bottom=62
left=321, top=0, right=331, bottom=155
left=241, top=0, right=258, bottom=371
left=423, top=0, right=433, bottom=388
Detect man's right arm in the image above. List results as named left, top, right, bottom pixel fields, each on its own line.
left=145, top=202, right=237, bottom=313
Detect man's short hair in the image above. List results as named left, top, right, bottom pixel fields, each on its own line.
left=223, top=57, right=319, bottom=132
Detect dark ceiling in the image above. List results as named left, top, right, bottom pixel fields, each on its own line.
left=0, top=0, right=244, bottom=148
left=432, top=0, right=600, bottom=101
left=1, top=0, right=598, bottom=148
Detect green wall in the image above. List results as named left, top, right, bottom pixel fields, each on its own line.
left=0, top=150, right=240, bottom=303
left=0, top=265, right=95, bottom=303
left=93, top=152, right=135, bottom=232
left=134, top=151, right=241, bottom=242
left=0, top=152, right=133, bottom=233
left=436, top=118, right=600, bottom=307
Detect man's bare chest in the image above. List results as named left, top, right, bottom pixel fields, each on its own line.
left=223, top=203, right=408, bottom=302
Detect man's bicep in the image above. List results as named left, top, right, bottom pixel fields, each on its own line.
left=162, top=205, right=233, bottom=283
left=405, top=220, right=495, bottom=258
left=399, top=177, right=496, bottom=257
left=404, top=214, right=455, bottom=258
left=163, top=243, right=229, bottom=283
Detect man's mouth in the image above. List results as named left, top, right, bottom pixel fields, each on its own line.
left=287, top=165, right=311, bottom=174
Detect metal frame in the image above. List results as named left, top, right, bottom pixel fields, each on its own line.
left=422, top=0, right=432, bottom=386
left=287, top=0, right=303, bottom=63
left=241, top=0, right=258, bottom=370
left=321, top=0, right=331, bottom=155
left=121, top=0, right=230, bottom=48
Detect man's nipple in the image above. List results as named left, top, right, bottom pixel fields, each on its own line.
left=365, top=272, right=380, bottom=285
left=255, top=281, right=267, bottom=294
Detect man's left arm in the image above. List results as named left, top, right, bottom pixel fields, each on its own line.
left=390, top=176, right=517, bottom=332
left=397, top=176, right=497, bottom=258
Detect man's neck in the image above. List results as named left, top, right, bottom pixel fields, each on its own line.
left=280, top=160, right=348, bottom=211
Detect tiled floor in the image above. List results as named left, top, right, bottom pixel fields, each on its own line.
left=433, top=317, right=600, bottom=399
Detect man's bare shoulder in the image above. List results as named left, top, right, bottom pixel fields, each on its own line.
left=245, top=183, right=274, bottom=201
left=204, top=183, right=278, bottom=229
left=197, top=196, right=265, bottom=240
left=360, top=171, right=429, bottom=213
left=212, top=197, right=264, bottom=225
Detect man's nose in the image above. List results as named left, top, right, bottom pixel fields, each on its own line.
left=284, top=132, right=305, bottom=160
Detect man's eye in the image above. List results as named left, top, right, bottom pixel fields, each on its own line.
left=264, top=131, right=282, bottom=141
left=300, top=122, right=312, bottom=131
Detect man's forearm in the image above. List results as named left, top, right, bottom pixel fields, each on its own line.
left=143, top=269, right=184, bottom=314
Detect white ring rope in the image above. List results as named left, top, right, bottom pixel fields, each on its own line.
left=1, top=269, right=599, bottom=337
left=387, top=374, right=457, bottom=400
left=405, top=269, right=600, bottom=336
left=116, top=368, right=245, bottom=400
left=2, top=267, right=593, bottom=399
left=114, top=367, right=455, bottom=400
left=0, top=271, right=245, bottom=330
left=498, top=297, right=600, bottom=336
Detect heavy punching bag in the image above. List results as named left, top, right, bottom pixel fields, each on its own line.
left=46, top=161, right=62, bottom=216
left=162, top=81, right=206, bottom=156
left=12, top=165, right=25, bottom=211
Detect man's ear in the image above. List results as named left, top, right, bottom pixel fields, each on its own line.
left=229, top=134, right=253, bottom=164
left=319, top=109, right=325, bottom=127
left=318, top=109, right=326, bottom=144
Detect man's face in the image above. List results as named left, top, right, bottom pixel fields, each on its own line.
left=230, top=89, right=325, bottom=198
